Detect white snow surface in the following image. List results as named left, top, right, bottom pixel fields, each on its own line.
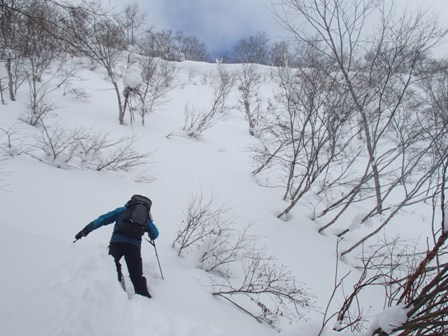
left=123, top=63, right=143, bottom=89
left=0, top=59, right=429, bottom=335
left=366, top=305, right=409, bottom=335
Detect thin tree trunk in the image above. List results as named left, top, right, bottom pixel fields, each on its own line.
left=0, top=76, right=5, bottom=105
left=112, top=79, right=124, bottom=124
left=6, top=57, right=16, bottom=101
left=337, top=63, right=383, bottom=215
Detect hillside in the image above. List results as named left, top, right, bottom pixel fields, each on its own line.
left=0, top=58, right=430, bottom=336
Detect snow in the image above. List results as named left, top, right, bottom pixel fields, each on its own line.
left=123, top=63, right=143, bottom=90
left=366, top=305, right=409, bottom=335
left=0, top=58, right=430, bottom=336
left=349, top=213, right=373, bottom=231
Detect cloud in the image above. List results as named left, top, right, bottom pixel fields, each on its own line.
left=139, top=0, right=283, bottom=55
left=138, top=0, right=448, bottom=57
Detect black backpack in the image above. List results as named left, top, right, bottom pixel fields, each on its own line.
left=117, top=195, right=152, bottom=239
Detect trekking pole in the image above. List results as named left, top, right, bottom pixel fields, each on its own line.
left=145, top=238, right=164, bottom=280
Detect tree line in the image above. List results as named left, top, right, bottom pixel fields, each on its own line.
left=246, top=1, right=448, bottom=335
left=0, top=0, right=293, bottom=123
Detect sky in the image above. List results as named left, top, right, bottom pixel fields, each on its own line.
left=137, top=0, right=448, bottom=58
left=137, top=0, right=284, bottom=57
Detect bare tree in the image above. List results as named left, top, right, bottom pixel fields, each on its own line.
left=34, top=122, right=149, bottom=170
left=172, top=190, right=232, bottom=258
left=175, top=31, right=209, bottom=62
left=172, top=189, right=257, bottom=277
left=211, top=248, right=314, bottom=327
left=23, top=56, right=75, bottom=127
left=60, top=1, right=128, bottom=124
left=181, top=63, right=234, bottom=138
left=234, top=31, right=270, bottom=65
left=129, top=57, right=175, bottom=126
left=253, top=64, right=356, bottom=220
left=35, top=122, right=81, bottom=167
left=320, top=171, right=448, bottom=335
left=0, top=76, right=4, bottom=104
left=0, top=0, right=28, bottom=102
left=334, top=231, right=448, bottom=335
left=116, top=2, right=146, bottom=49
left=139, top=29, right=209, bottom=62
left=200, top=225, right=255, bottom=277
left=173, top=188, right=314, bottom=327
left=273, top=0, right=448, bottom=248
left=339, top=59, right=448, bottom=255
left=0, top=123, right=31, bottom=157
left=15, top=0, right=75, bottom=126
left=269, top=41, right=294, bottom=67
left=95, top=136, right=149, bottom=171
left=419, top=60, right=448, bottom=128
left=237, top=63, right=262, bottom=136
left=149, top=29, right=176, bottom=60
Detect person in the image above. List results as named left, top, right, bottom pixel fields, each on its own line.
left=74, top=195, right=159, bottom=298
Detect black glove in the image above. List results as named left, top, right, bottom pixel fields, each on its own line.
left=75, top=226, right=90, bottom=240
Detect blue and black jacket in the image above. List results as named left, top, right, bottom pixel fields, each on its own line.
left=86, top=206, right=159, bottom=248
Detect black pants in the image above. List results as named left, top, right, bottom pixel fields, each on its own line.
left=109, top=242, right=151, bottom=298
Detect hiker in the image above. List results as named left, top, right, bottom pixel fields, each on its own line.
left=74, top=195, right=159, bottom=298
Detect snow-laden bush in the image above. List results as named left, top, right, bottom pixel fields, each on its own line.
left=173, top=189, right=314, bottom=327
left=180, top=64, right=234, bottom=139
left=122, top=58, right=175, bottom=126
left=0, top=124, right=32, bottom=158
left=34, top=122, right=149, bottom=171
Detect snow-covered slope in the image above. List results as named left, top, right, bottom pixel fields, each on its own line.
left=0, top=59, right=416, bottom=336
